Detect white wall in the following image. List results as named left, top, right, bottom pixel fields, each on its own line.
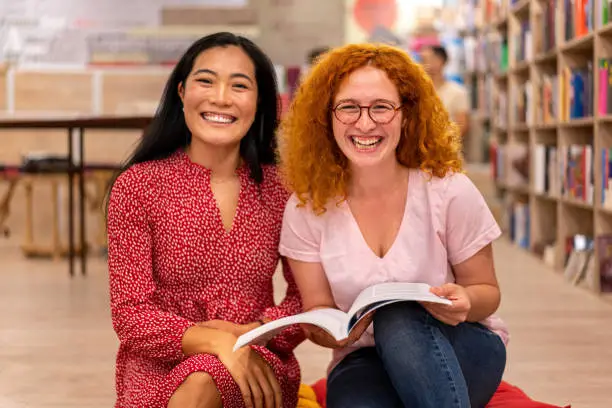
left=0, top=0, right=248, bottom=27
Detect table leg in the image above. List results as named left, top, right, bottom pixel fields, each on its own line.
left=78, top=128, right=86, bottom=276
left=67, top=127, right=74, bottom=277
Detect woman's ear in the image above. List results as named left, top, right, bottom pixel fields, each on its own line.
left=178, top=82, right=185, bottom=103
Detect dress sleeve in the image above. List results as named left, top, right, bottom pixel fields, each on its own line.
left=443, top=173, right=502, bottom=266
left=107, top=172, right=195, bottom=363
left=259, top=257, right=306, bottom=355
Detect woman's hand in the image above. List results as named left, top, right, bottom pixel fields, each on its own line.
left=217, top=339, right=282, bottom=408
left=300, top=324, right=349, bottom=349
left=183, top=326, right=281, bottom=408
left=197, top=320, right=261, bottom=338
left=421, top=283, right=471, bottom=326
left=302, top=313, right=372, bottom=349
left=346, top=313, right=373, bottom=345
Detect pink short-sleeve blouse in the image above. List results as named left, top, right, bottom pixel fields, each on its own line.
left=279, top=169, right=509, bottom=372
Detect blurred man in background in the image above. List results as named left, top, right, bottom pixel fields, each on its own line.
left=420, top=45, right=470, bottom=139
left=307, top=46, right=330, bottom=68
left=292, top=46, right=330, bottom=96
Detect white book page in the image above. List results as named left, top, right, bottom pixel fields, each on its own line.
left=233, top=308, right=348, bottom=351
left=346, top=282, right=452, bottom=321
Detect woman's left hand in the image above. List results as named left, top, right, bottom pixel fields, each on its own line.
left=421, top=283, right=471, bottom=326
left=197, top=320, right=261, bottom=338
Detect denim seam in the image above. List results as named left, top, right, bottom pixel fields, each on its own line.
left=426, top=315, right=463, bottom=408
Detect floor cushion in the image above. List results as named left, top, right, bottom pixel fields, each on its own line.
left=298, top=383, right=323, bottom=408
left=486, top=381, right=571, bottom=408
left=308, top=378, right=570, bottom=408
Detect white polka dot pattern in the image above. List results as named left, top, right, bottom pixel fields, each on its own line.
left=107, top=149, right=304, bottom=408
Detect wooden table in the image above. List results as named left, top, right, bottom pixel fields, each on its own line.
left=0, top=114, right=153, bottom=276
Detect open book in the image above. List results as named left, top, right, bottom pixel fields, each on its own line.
left=233, top=282, right=452, bottom=351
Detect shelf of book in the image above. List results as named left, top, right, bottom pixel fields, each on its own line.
left=462, top=0, right=612, bottom=296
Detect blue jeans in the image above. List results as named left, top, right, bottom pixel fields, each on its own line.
left=327, top=302, right=506, bottom=408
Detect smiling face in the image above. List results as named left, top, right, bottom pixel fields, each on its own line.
left=178, top=45, right=258, bottom=150
left=331, top=65, right=403, bottom=169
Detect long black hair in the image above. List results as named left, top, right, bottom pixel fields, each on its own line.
left=118, top=32, right=279, bottom=183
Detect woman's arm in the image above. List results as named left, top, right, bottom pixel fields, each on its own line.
left=286, top=258, right=336, bottom=312
left=286, top=257, right=357, bottom=349
left=256, top=257, right=307, bottom=354
left=278, top=195, right=334, bottom=311
left=181, top=325, right=237, bottom=356
left=426, top=173, right=502, bottom=325
left=279, top=194, right=355, bottom=348
left=452, top=243, right=500, bottom=322
left=108, top=173, right=227, bottom=362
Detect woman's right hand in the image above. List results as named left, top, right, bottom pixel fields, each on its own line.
left=217, top=338, right=282, bottom=408
left=182, top=325, right=281, bottom=407
left=300, top=324, right=349, bottom=349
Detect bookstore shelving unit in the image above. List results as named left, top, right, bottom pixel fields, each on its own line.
left=461, top=0, right=509, bottom=163
left=464, top=0, right=612, bottom=297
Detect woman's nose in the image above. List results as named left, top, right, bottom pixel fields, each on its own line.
left=211, top=83, right=231, bottom=106
left=355, top=108, right=377, bottom=132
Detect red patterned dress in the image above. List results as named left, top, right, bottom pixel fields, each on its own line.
left=106, top=149, right=304, bottom=408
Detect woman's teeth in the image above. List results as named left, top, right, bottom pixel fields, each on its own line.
left=202, top=113, right=236, bottom=124
left=351, top=136, right=382, bottom=148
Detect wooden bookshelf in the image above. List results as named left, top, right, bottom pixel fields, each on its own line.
left=464, top=0, right=612, bottom=297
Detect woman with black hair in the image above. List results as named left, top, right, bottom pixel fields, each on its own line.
left=106, top=32, right=303, bottom=408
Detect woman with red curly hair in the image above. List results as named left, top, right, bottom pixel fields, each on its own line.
left=277, top=43, right=508, bottom=408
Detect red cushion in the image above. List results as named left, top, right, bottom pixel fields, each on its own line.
left=486, top=381, right=570, bottom=408
left=311, top=378, right=327, bottom=408
left=310, top=378, right=570, bottom=408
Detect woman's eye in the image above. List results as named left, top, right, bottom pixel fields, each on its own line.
left=233, top=83, right=248, bottom=89
left=373, top=104, right=393, bottom=111
left=339, top=105, right=359, bottom=112
left=196, top=78, right=213, bottom=85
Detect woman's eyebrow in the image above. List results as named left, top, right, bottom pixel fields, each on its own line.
left=193, top=68, right=254, bottom=84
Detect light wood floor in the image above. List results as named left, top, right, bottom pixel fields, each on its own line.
left=1, top=238, right=611, bottom=408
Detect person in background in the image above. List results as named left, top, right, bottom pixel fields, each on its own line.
left=299, top=46, right=330, bottom=82
left=278, top=43, right=507, bottom=408
left=420, top=45, right=471, bottom=139
left=307, top=46, right=330, bottom=68
left=106, top=32, right=304, bottom=408
left=288, top=46, right=331, bottom=103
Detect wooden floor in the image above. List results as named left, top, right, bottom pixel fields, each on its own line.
left=1, top=238, right=611, bottom=408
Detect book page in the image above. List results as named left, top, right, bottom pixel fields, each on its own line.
left=346, top=299, right=396, bottom=334
left=346, top=282, right=452, bottom=326
left=233, top=308, right=348, bottom=351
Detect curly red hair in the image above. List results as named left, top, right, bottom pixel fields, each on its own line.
left=278, top=43, right=463, bottom=215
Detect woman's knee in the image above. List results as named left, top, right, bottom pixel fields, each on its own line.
left=374, top=301, right=428, bottom=323
left=480, top=333, right=507, bottom=381
left=168, top=372, right=222, bottom=408
left=468, top=339, right=506, bottom=407
left=452, top=327, right=507, bottom=407
left=373, top=302, right=430, bottom=342
left=373, top=302, right=453, bottom=380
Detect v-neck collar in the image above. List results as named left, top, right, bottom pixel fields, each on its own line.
left=176, top=148, right=250, bottom=237
left=344, top=170, right=412, bottom=261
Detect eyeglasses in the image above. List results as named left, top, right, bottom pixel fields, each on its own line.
left=332, top=100, right=402, bottom=125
